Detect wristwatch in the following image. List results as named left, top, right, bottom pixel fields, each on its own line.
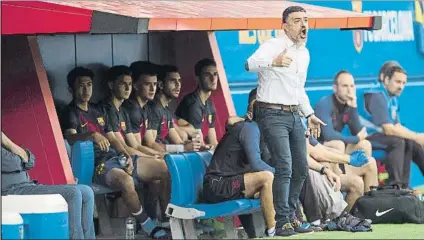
left=320, top=166, right=328, bottom=175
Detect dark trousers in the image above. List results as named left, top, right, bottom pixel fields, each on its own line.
left=256, top=107, right=309, bottom=227
left=407, top=140, right=424, bottom=175
left=367, top=133, right=411, bottom=188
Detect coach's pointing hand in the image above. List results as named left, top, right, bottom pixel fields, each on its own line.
left=308, top=114, right=326, bottom=139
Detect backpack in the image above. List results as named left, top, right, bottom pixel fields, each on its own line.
left=350, top=185, right=424, bottom=224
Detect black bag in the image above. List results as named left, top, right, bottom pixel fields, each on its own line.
left=350, top=185, right=424, bottom=224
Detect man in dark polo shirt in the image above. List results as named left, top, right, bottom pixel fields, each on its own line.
left=175, top=58, right=219, bottom=149
left=203, top=116, right=276, bottom=237
left=61, top=66, right=170, bottom=239
left=144, top=64, right=201, bottom=153
left=314, top=70, right=378, bottom=194
left=363, top=64, right=424, bottom=189
left=122, top=61, right=164, bottom=156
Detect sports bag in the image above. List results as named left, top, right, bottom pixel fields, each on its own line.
left=350, top=185, right=424, bottom=224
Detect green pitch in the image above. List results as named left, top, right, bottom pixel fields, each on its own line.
left=269, top=185, right=424, bottom=239
left=267, top=224, right=424, bottom=239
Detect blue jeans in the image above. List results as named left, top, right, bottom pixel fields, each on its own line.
left=256, top=107, right=309, bottom=227
left=5, top=183, right=96, bottom=239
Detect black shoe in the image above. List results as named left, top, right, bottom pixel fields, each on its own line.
left=275, top=223, right=297, bottom=237
left=291, top=219, right=314, bottom=234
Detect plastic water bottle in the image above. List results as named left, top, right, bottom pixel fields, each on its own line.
left=118, top=155, right=128, bottom=167
left=125, top=217, right=135, bottom=239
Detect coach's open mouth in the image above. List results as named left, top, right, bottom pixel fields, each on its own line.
left=300, top=28, right=307, bottom=39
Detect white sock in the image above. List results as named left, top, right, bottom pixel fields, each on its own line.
left=311, top=219, right=321, bottom=226
left=132, top=207, right=143, bottom=216
left=267, top=227, right=276, bottom=237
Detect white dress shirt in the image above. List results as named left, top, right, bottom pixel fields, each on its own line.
left=247, top=32, right=314, bottom=117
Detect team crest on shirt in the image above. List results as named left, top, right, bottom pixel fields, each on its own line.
left=208, top=114, right=213, bottom=124
left=391, top=107, right=397, bottom=120
left=97, top=117, right=105, bottom=126
left=120, top=121, right=127, bottom=131
left=342, top=114, right=350, bottom=123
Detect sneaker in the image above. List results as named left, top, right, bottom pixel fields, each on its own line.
left=154, top=219, right=170, bottom=229
left=309, top=224, right=323, bottom=232
left=291, top=219, right=314, bottom=234
left=275, top=223, right=297, bottom=237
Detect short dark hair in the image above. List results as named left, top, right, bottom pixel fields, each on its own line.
left=106, top=65, right=132, bottom=83
left=130, top=61, right=158, bottom=83
left=157, top=65, right=179, bottom=83
left=378, top=61, right=400, bottom=82
left=246, top=87, right=258, bottom=120
left=248, top=87, right=257, bottom=106
left=333, top=70, right=351, bottom=85
left=67, top=67, right=94, bottom=89
left=194, top=58, right=216, bottom=77
left=384, top=65, right=407, bottom=81
left=282, top=6, right=306, bottom=23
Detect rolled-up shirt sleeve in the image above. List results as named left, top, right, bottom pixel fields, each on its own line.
left=22, top=149, right=35, bottom=170
left=246, top=39, right=280, bottom=72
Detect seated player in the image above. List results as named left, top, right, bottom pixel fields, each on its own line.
left=314, top=70, right=379, bottom=193
left=98, top=65, right=153, bottom=158
left=60, top=66, right=170, bottom=239
left=123, top=61, right=164, bottom=156
left=144, top=64, right=201, bottom=153
left=176, top=58, right=219, bottom=149
left=1, top=131, right=95, bottom=240
left=306, top=137, right=369, bottom=211
left=203, top=116, right=276, bottom=237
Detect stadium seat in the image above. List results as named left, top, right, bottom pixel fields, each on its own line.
left=70, top=141, right=115, bottom=194
left=165, top=152, right=261, bottom=239
left=69, top=141, right=115, bottom=236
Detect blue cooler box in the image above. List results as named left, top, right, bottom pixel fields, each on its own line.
left=1, top=212, right=24, bottom=239
left=2, top=194, right=69, bottom=239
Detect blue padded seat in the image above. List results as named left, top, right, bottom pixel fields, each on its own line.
left=372, top=150, right=387, bottom=160
left=165, top=152, right=260, bottom=220
left=70, top=141, right=115, bottom=194
left=185, top=199, right=260, bottom=219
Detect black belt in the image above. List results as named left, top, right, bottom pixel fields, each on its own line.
left=256, top=101, right=299, bottom=112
